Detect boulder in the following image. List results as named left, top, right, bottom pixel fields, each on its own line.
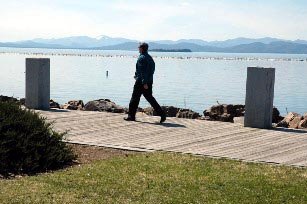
left=162, top=106, right=180, bottom=117
left=285, top=112, right=300, bottom=123
left=50, top=99, right=60, bottom=109
left=272, top=107, right=284, bottom=123
left=20, top=98, right=26, bottom=105
left=304, top=113, right=307, bottom=120
left=299, top=119, right=307, bottom=129
left=176, top=109, right=201, bottom=119
left=143, top=106, right=200, bottom=119
left=144, top=106, right=180, bottom=117
left=84, top=99, right=125, bottom=113
left=63, top=100, right=84, bottom=110
left=289, top=116, right=303, bottom=129
left=0, top=95, right=18, bottom=103
left=276, top=120, right=289, bottom=128
left=209, top=105, right=224, bottom=115
left=203, top=104, right=239, bottom=122
left=277, top=112, right=301, bottom=128
left=223, top=104, right=236, bottom=116
left=137, top=107, right=144, bottom=113
left=220, top=113, right=233, bottom=122
left=233, top=105, right=245, bottom=117
left=204, top=104, right=281, bottom=124
left=143, top=107, right=154, bottom=116
left=198, top=116, right=210, bottom=120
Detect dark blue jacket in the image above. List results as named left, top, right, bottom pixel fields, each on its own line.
left=134, top=52, right=155, bottom=84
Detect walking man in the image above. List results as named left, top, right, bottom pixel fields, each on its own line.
left=124, top=42, right=166, bottom=123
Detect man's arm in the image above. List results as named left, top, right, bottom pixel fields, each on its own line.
left=138, top=56, right=150, bottom=89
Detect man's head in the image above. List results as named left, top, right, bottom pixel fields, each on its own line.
left=138, top=42, right=149, bottom=54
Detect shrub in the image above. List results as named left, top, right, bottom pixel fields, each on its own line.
left=0, top=102, right=76, bottom=176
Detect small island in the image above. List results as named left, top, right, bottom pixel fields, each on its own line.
left=150, top=48, right=192, bottom=52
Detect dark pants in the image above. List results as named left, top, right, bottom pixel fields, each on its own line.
left=128, top=81, right=164, bottom=118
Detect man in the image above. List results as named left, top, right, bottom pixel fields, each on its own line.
left=124, top=42, right=166, bottom=123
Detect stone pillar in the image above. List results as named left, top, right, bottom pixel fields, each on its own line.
left=244, top=67, right=275, bottom=129
left=25, top=58, right=50, bottom=110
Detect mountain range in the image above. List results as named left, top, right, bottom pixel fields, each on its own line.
left=1, top=35, right=307, bottom=54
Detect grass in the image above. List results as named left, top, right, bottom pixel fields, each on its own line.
left=0, top=152, right=306, bottom=204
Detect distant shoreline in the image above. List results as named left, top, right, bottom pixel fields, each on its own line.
left=150, top=49, right=192, bottom=53
left=0, top=48, right=306, bottom=62
left=1, top=45, right=307, bottom=55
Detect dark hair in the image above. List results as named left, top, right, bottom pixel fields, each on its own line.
left=138, top=42, right=149, bottom=52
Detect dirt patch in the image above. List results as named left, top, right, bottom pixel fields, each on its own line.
left=68, top=143, right=138, bottom=164
left=0, top=144, right=139, bottom=179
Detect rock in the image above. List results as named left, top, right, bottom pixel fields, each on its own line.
left=277, top=112, right=301, bottom=128
left=137, top=107, right=144, bottom=113
left=19, top=98, right=26, bottom=105
left=299, top=119, right=307, bottom=129
left=210, top=105, right=224, bottom=115
left=84, top=99, right=125, bottom=113
left=272, top=107, right=283, bottom=123
left=63, top=100, right=84, bottom=110
left=0, top=95, right=18, bottom=103
left=304, top=113, right=307, bottom=120
left=220, top=113, right=233, bottom=122
left=198, top=116, right=210, bottom=120
left=162, top=106, right=180, bottom=117
left=223, top=104, right=236, bottom=116
left=233, top=104, right=245, bottom=117
left=276, top=120, right=289, bottom=128
left=144, top=106, right=180, bottom=117
left=143, top=106, right=200, bottom=119
left=143, top=107, right=154, bottom=115
left=203, top=104, right=237, bottom=122
left=176, top=109, right=201, bottom=119
left=204, top=104, right=281, bottom=124
left=50, top=99, right=60, bottom=109
left=285, top=112, right=300, bottom=123
left=289, top=116, right=303, bottom=129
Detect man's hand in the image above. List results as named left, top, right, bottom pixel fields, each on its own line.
left=143, top=84, right=148, bottom=90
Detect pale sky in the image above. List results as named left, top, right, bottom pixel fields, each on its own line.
left=0, top=0, right=307, bottom=41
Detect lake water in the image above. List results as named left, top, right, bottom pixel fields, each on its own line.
left=0, top=47, right=306, bottom=115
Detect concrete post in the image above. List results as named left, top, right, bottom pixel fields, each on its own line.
left=244, top=67, right=275, bottom=129
left=25, top=58, right=50, bottom=110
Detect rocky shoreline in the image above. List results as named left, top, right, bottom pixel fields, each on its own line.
left=1, top=95, right=306, bottom=129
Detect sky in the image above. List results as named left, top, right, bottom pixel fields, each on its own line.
left=0, top=0, right=307, bottom=42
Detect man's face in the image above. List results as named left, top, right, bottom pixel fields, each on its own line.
left=138, top=47, right=143, bottom=53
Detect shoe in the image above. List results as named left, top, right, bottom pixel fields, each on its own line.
left=124, top=116, right=135, bottom=121
left=160, top=114, right=166, bottom=123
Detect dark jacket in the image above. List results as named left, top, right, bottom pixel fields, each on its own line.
left=134, top=52, right=155, bottom=84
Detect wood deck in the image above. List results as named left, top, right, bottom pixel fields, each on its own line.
left=40, top=109, right=307, bottom=167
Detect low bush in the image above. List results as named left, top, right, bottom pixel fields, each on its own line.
left=0, top=102, right=75, bottom=177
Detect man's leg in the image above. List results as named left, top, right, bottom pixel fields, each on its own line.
left=127, top=82, right=142, bottom=120
left=143, top=84, right=166, bottom=123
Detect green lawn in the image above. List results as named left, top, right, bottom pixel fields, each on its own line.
left=0, top=153, right=306, bottom=204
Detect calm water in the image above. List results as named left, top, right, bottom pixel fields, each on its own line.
left=0, top=47, right=306, bottom=115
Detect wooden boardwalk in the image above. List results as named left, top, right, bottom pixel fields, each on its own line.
left=40, top=109, right=307, bottom=168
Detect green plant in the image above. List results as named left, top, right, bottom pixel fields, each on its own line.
left=0, top=102, right=76, bottom=177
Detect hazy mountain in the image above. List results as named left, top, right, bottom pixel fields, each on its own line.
left=293, top=39, right=307, bottom=45
left=16, top=35, right=137, bottom=48
left=96, top=41, right=307, bottom=54
left=95, top=42, right=213, bottom=52
left=1, top=35, right=307, bottom=54
left=152, top=37, right=283, bottom=47
left=153, top=39, right=209, bottom=46
left=222, top=41, right=307, bottom=54
left=208, top=37, right=283, bottom=47
left=0, top=41, right=65, bottom=48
